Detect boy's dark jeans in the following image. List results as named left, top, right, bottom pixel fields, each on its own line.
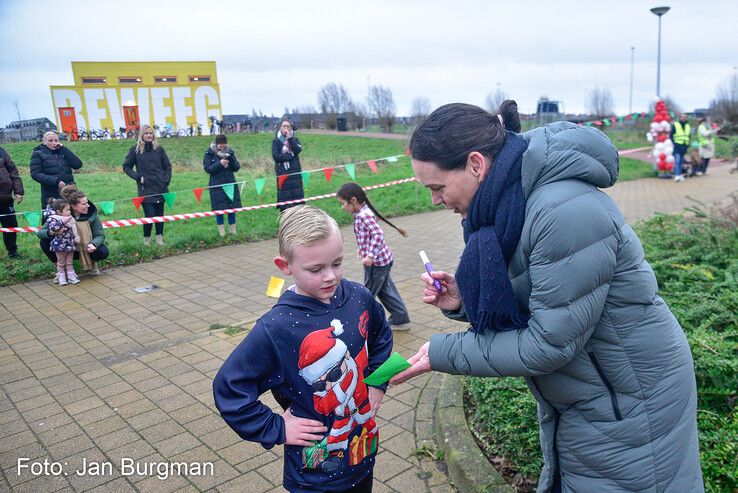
left=363, top=262, right=410, bottom=325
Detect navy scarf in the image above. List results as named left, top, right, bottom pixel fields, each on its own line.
left=456, top=131, right=530, bottom=332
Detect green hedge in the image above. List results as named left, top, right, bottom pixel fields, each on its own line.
left=467, top=200, right=738, bottom=492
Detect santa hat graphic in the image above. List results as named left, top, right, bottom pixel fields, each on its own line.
left=298, top=319, right=348, bottom=385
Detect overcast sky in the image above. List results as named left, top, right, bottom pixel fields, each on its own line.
left=1, top=0, right=735, bottom=126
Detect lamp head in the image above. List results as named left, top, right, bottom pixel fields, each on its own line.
left=650, top=6, right=670, bottom=16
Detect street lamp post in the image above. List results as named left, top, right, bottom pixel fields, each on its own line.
left=650, top=6, right=670, bottom=98
left=629, top=46, right=635, bottom=114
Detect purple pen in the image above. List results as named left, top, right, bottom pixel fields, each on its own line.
left=419, top=251, right=443, bottom=292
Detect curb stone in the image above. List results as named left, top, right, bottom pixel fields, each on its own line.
left=436, top=374, right=515, bottom=493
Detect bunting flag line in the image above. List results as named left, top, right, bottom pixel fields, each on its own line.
left=193, top=188, right=205, bottom=203
left=367, top=160, right=378, bottom=174
left=132, top=197, right=144, bottom=210
left=386, top=156, right=398, bottom=163
left=323, top=168, right=334, bottom=182
left=222, top=184, right=235, bottom=201
left=301, top=171, right=311, bottom=187
left=345, top=163, right=356, bottom=180
left=23, top=211, right=41, bottom=227
left=277, top=174, right=288, bottom=190
left=254, top=177, right=266, bottom=195
left=1, top=177, right=419, bottom=233
left=99, top=201, right=116, bottom=215
left=163, top=192, right=177, bottom=209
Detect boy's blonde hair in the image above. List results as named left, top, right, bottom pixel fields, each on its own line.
left=278, top=205, right=340, bottom=259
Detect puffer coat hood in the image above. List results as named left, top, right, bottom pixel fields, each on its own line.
left=429, top=122, right=703, bottom=492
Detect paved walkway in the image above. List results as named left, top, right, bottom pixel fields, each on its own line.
left=0, top=160, right=736, bottom=492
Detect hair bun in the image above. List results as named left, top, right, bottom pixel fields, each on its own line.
left=498, top=100, right=521, bottom=133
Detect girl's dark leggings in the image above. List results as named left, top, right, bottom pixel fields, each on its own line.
left=142, top=202, right=164, bottom=236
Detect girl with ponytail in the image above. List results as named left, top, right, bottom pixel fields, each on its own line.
left=337, top=182, right=411, bottom=329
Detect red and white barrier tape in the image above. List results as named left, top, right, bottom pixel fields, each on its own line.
left=1, top=177, right=418, bottom=233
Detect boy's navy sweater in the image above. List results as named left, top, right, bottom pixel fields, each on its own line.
left=213, top=279, right=393, bottom=492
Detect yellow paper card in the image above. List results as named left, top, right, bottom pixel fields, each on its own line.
left=266, top=276, right=285, bottom=298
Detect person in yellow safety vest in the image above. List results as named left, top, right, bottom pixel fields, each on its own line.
left=670, top=113, right=691, bottom=182
left=696, top=117, right=718, bottom=176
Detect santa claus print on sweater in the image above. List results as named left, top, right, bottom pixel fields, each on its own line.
left=298, top=319, right=378, bottom=472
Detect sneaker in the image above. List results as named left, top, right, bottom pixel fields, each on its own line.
left=53, top=273, right=59, bottom=284
left=695, top=171, right=704, bottom=176
left=67, top=273, right=80, bottom=284
left=90, top=263, right=100, bottom=276
left=389, top=319, right=412, bottom=332
left=155, top=235, right=164, bottom=246
left=8, top=252, right=21, bottom=259
left=143, top=236, right=151, bottom=246
left=58, top=274, right=68, bottom=286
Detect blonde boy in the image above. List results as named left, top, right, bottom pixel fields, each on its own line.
left=214, top=205, right=392, bottom=492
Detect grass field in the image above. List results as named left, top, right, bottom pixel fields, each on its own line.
left=1, top=132, right=654, bottom=285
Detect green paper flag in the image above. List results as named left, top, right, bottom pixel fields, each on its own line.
left=23, top=211, right=41, bottom=227
left=222, top=183, right=235, bottom=201
left=602, top=119, right=611, bottom=126
left=362, top=352, right=411, bottom=386
left=301, top=171, right=311, bottom=187
left=345, top=163, right=356, bottom=180
left=254, top=177, right=266, bottom=195
left=163, top=192, right=176, bottom=209
left=386, top=156, right=398, bottom=163
left=99, top=201, right=115, bottom=215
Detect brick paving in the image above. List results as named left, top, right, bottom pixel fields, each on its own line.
left=0, top=160, right=735, bottom=492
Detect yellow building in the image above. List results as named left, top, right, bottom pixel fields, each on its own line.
left=50, top=61, right=222, bottom=136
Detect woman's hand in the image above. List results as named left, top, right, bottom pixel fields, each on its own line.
left=220, top=158, right=229, bottom=167
left=421, top=271, right=462, bottom=311
left=390, top=342, right=431, bottom=385
left=58, top=181, right=66, bottom=188
left=86, top=244, right=97, bottom=253
left=139, top=176, right=144, bottom=184
left=282, top=408, right=327, bottom=446
left=368, top=387, right=385, bottom=417
left=362, top=256, right=373, bottom=267
left=15, top=194, right=23, bottom=204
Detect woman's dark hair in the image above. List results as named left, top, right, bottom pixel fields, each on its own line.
left=59, top=184, right=86, bottom=206
left=215, top=134, right=227, bottom=144
left=337, top=182, right=408, bottom=237
left=409, top=100, right=520, bottom=170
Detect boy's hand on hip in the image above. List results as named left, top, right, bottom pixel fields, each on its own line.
left=362, top=256, right=373, bottom=267
left=368, top=387, right=385, bottom=417
left=282, top=408, right=327, bottom=446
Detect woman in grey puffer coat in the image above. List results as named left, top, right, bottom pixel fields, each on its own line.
left=393, top=102, right=703, bottom=492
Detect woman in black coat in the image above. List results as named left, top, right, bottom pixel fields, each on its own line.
left=123, top=124, right=172, bottom=246
left=271, top=120, right=304, bottom=211
left=30, top=131, right=83, bottom=207
left=204, top=134, right=241, bottom=236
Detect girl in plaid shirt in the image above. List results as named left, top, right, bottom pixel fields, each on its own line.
left=337, top=183, right=411, bottom=329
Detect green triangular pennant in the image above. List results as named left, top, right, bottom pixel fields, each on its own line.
left=163, top=192, right=176, bottom=209
left=345, top=163, right=356, bottom=180
left=254, top=177, right=266, bottom=195
left=23, top=211, right=41, bottom=227
left=222, top=183, right=235, bottom=201
left=99, top=201, right=115, bottom=215
left=301, top=171, right=311, bottom=187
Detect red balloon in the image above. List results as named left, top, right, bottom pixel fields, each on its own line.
left=666, top=163, right=673, bottom=172
left=658, top=162, right=666, bottom=171
left=657, top=134, right=667, bottom=142
left=654, top=114, right=664, bottom=123
left=659, top=153, right=666, bottom=161
left=663, top=115, right=671, bottom=122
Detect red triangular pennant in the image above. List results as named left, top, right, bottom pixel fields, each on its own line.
left=132, top=196, right=144, bottom=210
left=367, top=160, right=378, bottom=174
left=278, top=174, right=288, bottom=190
left=323, top=167, right=334, bottom=182
left=193, top=187, right=204, bottom=203
left=405, top=147, right=411, bottom=156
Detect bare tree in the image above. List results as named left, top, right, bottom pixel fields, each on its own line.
left=410, top=97, right=431, bottom=124
left=586, top=87, right=615, bottom=118
left=348, top=101, right=367, bottom=130
left=368, top=85, right=396, bottom=132
left=485, top=87, right=508, bottom=113
left=709, top=72, right=738, bottom=123
left=317, top=83, right=353, bottom=130
left=12, top=98, right=22, bottom=121
left=291, top=105, right=318, bottom=114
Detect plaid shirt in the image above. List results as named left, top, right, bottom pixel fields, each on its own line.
left=354, top=205, right=393, bottom=267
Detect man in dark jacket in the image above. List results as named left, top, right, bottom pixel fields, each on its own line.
left=29, top=131, right=83, bottom=207
left=272, top=120, right=305, bottom=211
left=0, top=147, right=24, bottom=259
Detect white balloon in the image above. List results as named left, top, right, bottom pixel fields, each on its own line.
left=654, top=142, right=665, bottom=153
left=646, top=133, right=654, bottom=142
left=666, top=155, right=675, bottom=163
left=650, top=122, right=659, bottom=132
left=660, top=121, right=671, bottom=132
